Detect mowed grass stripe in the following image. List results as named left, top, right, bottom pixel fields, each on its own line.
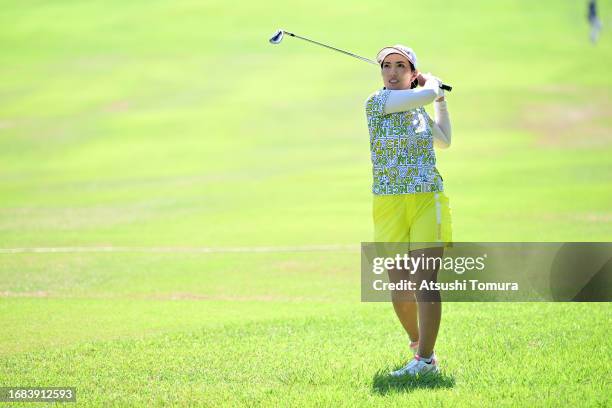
left=1, top=303, right=609, bottom=406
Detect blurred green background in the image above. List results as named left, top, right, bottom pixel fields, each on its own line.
left=1, top=0, right=610, bottom=246
left=1, top=0, right=611, bottom=406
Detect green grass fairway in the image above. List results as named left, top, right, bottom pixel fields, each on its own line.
left=1, top=0, right=611, bottom=406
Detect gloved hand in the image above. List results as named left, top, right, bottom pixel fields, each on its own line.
left=420, top=72, right=444, bottom=100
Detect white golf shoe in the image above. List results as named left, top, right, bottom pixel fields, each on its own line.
left=390, top=353, right=440, bottom=377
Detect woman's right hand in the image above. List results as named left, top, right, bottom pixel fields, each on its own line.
left=416, top=72, right=427, bottom=87
left=420, top=72, right=441, bottom=87
left=420, top=72, right=445, bottom=100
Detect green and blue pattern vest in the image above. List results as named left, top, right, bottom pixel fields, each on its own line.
left=365, top=89, right=444, bottom=195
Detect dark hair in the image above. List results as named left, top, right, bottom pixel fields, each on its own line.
left=381, top=60, right=418, bottom=89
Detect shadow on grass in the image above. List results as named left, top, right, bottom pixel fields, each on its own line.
left=371, top=368, right=455, bottom=395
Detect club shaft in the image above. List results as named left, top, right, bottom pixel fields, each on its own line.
left=283, top=31, right=453, bottom=92
left=285, top=31, right=378, bottom=65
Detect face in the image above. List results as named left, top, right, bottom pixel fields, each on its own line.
left=381, top=53, right=417, bottom=90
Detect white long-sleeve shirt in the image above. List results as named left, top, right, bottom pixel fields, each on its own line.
left=383, top=86, right=452, bottom=149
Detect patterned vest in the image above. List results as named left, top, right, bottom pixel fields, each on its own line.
left=365, top=89, right=444, bottom=195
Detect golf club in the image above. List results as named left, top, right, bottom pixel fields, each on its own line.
left=269, top=29, right=452, bottom=91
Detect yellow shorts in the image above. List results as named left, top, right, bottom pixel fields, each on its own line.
left=372, top=192, right=453, bottom=248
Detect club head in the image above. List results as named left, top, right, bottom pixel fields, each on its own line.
left=269, top=29, right=284, bottom=44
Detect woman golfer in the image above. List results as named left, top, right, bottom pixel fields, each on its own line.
left=365, top=45, right=452, bottom=376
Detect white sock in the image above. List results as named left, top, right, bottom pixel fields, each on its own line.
left=420, top=352, right=435, bottom=363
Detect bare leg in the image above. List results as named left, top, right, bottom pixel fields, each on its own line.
left=391, top=295, right=419, bottom=343
left=412, top=247, right=444, bottom=358
left=416, top=298, right=441, bottom=357
left=388, top=268, right=419, bottom=343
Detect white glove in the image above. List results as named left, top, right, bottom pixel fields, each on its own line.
left=421, top=72, right=444, bottom=99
